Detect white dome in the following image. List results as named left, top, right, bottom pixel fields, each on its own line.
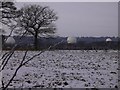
left=67, top=37, right=77, bottom=44
left=6, top=36, right=15, bottom=45
left=106, top=38, right=112, bottom=42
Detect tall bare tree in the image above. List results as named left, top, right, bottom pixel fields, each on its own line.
left=16, top=5, right=58, bottom=50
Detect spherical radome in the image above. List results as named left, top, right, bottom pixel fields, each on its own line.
left=67, top=37, right=77, bottom=44
left=106, top=38, right=112, bottom=42
left=6, top=36, right=15, bottom=45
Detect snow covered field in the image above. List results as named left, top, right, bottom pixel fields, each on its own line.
left=1, top=50, right=119, bottom=88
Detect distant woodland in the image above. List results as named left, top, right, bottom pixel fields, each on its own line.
left=1, top=35, right=120, bottom=50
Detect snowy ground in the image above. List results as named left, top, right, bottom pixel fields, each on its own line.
left=1, top=50, right=119, bottom=88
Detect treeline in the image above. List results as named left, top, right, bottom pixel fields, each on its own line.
left=55, top=41, right=119, bottom=50
left=2, top=35, right=120, bottom=50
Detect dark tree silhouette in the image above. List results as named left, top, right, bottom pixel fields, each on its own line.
left=17, top=5, right=58, bottom=50
left=0, top=0, right=20, bottom=35
left=0, top=1, right=17, bottom=18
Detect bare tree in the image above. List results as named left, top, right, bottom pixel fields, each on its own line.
left=0, top=2, right=60, bottom=89
left=16, top=4, right=58, bottom=50
left=0, top=0, right=20, bottom=36
left=0, top=1, right=17, bottom=18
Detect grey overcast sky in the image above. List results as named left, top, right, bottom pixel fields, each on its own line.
left=15, top=2, right=118, bottom=37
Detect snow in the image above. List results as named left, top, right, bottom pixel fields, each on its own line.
left=1, top=50, right=119, bottom=88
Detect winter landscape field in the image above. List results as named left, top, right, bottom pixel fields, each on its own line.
left=1, top=50, right=119, bottom=88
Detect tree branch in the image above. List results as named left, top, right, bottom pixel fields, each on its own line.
left=3, top=50, right=28, bottom=90
left=22, top=40, right=64, bottom=66
left=1, top=39, right=64, bottom=90
left=0, top=44, right=17, bottom=72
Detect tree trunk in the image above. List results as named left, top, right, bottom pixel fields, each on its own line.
left=34, top=32, right=38, bottom=50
